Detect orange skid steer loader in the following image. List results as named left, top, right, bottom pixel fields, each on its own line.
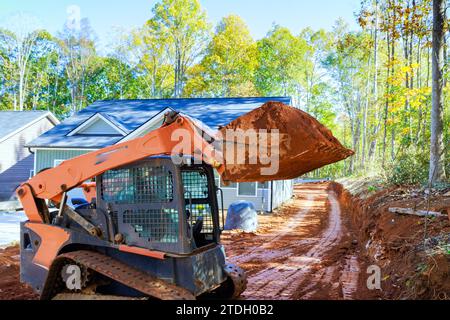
left=17, top=102, right=353, bottom=300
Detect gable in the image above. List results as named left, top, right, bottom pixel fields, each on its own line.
left=0, top=111, right=59, bottom=143
left=119, top=108, right=171, bottom=142
left=68, top=113, right=126, bottom=137
left=79, top=117, right=120, bottom=135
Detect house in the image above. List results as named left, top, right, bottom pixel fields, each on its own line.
left=0, top=111, right=59, bottom=201
left=27, top=98, right=294, bottom=212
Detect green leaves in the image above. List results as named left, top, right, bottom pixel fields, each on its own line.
left=149, top=0, right=211, bottom=97
left=186, top=15, right=258, bottom=97
left=255, top=25, right=308, bottom=96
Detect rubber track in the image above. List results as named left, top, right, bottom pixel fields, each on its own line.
left=55, top=250, right=195, bottom=300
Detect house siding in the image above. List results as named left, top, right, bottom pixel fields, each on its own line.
left=35, top=149, right=92, bottom=173
left=0, top=117, right=54, bottom=174
left=136, top=119, right=164, bottom=136
left=218, top=186, right=271, bottom=213
left=0, top=155, right=34, bottom=201
left=271, top=180, right=295, bottom=210
left=78, top=118, right=120, bottom=135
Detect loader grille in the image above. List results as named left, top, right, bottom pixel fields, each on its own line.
left=182, top=170, right=214, bottom=236
left=123, top=208, right=179, bottom=243
left=188, top=204, right=214, bottom=234
left=182, top=171, right=209, bottom=199
left=102, top=165, right=174, bottom=204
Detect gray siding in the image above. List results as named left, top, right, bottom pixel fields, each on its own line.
left=0, top=117, right=54, bottom=174
left=35, top=149, right=92, bottom=173
left=271, top=180, right=294, bottom=210
left=79, top=118, right=121, bottom=135
left=0, top=155, right=34, bottom=201
left=217, top=185, right=271, bottom=213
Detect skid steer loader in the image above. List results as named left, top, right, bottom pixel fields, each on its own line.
left=16, top=102, right=353, bottom=300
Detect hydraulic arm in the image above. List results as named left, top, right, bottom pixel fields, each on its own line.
left=17, top=112, right=223, bottom=223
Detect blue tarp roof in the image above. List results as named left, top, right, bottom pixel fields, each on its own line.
left=27, top=97, right=292, bottom=149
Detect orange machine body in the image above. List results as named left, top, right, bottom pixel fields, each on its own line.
left=17, top=114, right=224, bottom=223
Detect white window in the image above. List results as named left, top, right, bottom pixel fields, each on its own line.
left=237, top=182, right=257, bottom=197
left=54, top=159, right=64, bottom=167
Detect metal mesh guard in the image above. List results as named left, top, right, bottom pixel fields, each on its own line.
left=189, top=204, right=214, bottom=234
left=102, top=166, right=174, bottom=204
left=123, top=209, right=179, bottom=243
left=182, top=171, right=214, bottom=235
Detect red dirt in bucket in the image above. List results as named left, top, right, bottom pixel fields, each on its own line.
left=220, top=102, right=354, bottom=182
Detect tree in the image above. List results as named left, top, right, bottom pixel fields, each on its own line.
left=58, top=18, right=98, bottom=113
left=130, top=26, right=172, bottom=98
left=255, top=25, right=308, bottom=96
left=325, top=20, right=373, bottom=173
left=429, top=0, right=447, bottom=184
left=149, top=0, right=210, bottom=97
left=188, top=15, right=258, bottom=97
left=0, top=14, right=42, bottom=111
left=300, top=28, right=333, bottom=114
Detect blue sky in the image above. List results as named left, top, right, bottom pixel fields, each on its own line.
left=0, top=0, right=360, bottom=51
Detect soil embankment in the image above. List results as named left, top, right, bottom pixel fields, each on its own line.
left=335, top=183, right=450, bottom=299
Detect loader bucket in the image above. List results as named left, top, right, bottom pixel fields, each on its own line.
left=218, top=102, right=354, bottom=183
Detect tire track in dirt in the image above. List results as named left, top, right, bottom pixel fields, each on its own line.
left=231, top=194, right=317, bottom=265
left=242, top=191, right=342, bottom=300
left=224, top=183, right=362, bottom=300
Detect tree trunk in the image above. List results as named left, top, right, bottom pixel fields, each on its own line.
left=429, top=0, right=447, bottom=184
left=382, top=33, right=391, bottom=167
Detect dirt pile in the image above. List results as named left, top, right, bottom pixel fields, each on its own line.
left=0, top=246, right=38, bottom=300
left=335, top=183, right=450, bottom=299
left=220, top=102, right=354, bottom=182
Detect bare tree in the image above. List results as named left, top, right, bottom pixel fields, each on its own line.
left=58, top=18, right=97, bottom=113
left=429, top=0, right=447, bottom=184
left=0, top=14, right=40, bottom=111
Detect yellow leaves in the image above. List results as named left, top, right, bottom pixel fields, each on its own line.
left=400, top=65, right=412, bottom=74
left=387, top=74, right=404, bottom=87
left=401, top=128, right=410, bottom=135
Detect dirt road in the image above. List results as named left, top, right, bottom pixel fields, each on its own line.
left=222, top=183, right=364, bottom=300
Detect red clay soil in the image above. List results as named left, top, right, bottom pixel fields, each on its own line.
left=223, top=182, right=450, bottom=300
left=337, top=184, right=450, bottom=300
left=222, top=182, right=371, bottom=300
left=0, top=246, right=38, bottom=300
left=220, top=102, right=354, bottom=182
left=0, top=182, right=368, bottom=301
